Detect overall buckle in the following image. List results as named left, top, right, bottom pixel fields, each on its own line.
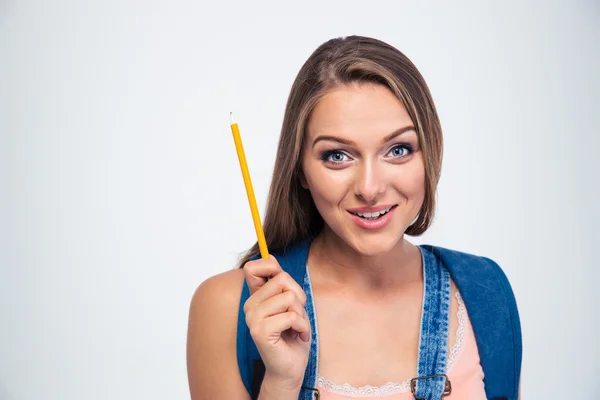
left=409, top=374, right=452, bottom=400
left=301, top=385, right=321, bottom=400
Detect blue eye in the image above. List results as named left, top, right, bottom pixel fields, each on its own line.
left=321, top=150, right=349, bottom=163
left=387, top=144, right=413, bottom=158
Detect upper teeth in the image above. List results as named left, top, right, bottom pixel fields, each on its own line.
left=355, top=206, right=393, bottom=218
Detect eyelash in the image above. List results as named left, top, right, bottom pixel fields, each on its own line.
left=320, top=143, right=415, bottom=164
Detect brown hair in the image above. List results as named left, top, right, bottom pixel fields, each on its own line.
left=237, top=35, right=443, bottom=268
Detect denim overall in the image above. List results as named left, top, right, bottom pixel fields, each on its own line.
left=297, top=246, right=452, bottom=400
left=238, top=238, right=521, bottom=400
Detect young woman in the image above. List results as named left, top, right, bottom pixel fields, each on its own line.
left=187, top=36, right=522, bottom=400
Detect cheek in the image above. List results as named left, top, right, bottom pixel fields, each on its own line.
left=302, top=161, right=350, bottom=207
left=389, top=158, right=426, bottom=200
left=407, top=164, right=426, bottom=195
left=408, top=166, right=427, bottom=208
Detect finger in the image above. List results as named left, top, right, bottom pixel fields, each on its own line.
left=258, top=311, right=311, bottom=343
left=243, top=255, right=283, bottom=295
left=247, top=295, right=312, bottom=343
left=300, top=308, right=311, bottom=342
left=247, top=291, right=306, bottom=324
left=244, top=271, right=307, bottom=314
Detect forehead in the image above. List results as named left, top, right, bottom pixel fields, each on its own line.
left=306, top=82, right=413, bottom=140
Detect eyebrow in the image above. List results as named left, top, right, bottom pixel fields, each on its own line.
left=311, top=125, right=416, bottom=148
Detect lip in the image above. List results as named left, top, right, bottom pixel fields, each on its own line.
left=346, top=204, right=397, bottom=214
left=346, top=205, right=397, bottom=230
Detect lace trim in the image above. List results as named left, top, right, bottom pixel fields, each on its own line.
left=447, top=291, right=466, bottom=372
left=317, top=291, right=467, bottom=397
left=317, top=379, right=411, bottom=397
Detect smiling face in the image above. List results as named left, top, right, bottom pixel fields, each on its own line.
left=301, top=82, right=426, bottom=256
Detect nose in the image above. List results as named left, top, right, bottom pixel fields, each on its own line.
left=354, top=160, right=386, bottom=203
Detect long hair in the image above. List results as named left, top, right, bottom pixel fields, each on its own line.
left=237, top=35, right=443, bottom=268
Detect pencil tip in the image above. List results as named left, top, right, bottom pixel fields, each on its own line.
left=230, top=112, right=235, bottom=124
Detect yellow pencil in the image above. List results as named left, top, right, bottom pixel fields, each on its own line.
left=229, top=112, right=269, bottom=259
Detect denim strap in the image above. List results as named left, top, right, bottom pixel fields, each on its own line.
left=299, top=256, right=320, bottom=400
left=413, top=247, right=452, bottom=400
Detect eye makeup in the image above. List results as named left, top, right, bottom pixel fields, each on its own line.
left=318, top=142, right=415, bottom=166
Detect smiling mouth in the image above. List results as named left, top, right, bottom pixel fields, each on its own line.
left=348, top=205, right=397, bottom=220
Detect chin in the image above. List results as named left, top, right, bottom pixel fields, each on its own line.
left=346, top=232, right=403, bottom=257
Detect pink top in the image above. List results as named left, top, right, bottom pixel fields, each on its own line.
left=316, top=292, right=486, bottom=399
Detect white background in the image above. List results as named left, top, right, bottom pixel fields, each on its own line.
left=1, top=1, right=599, bottom=399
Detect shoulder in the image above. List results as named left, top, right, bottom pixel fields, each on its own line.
left=424, top=246, right=522, bottom=388
left=420, top=244, right=496, bottom=263
left=420, top=244, right=520, bottom=321
left=420, top=244, right=511, bottom=283
left=188, top=268, right=246, bottom=325
left=187, top=268, right=246, bottom=356
left=187, top=268, right=249, bottom=399
left=421, top=245, right=522, bottom=397
left=194, top=267, right=246, bottom=294
left=187, top=268, right=247, bottom=345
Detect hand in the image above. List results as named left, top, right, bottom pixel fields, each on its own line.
left=243, top=255, right=312, bottom=391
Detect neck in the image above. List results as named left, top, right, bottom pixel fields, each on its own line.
left=309, top=227, right=422, bottom=292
